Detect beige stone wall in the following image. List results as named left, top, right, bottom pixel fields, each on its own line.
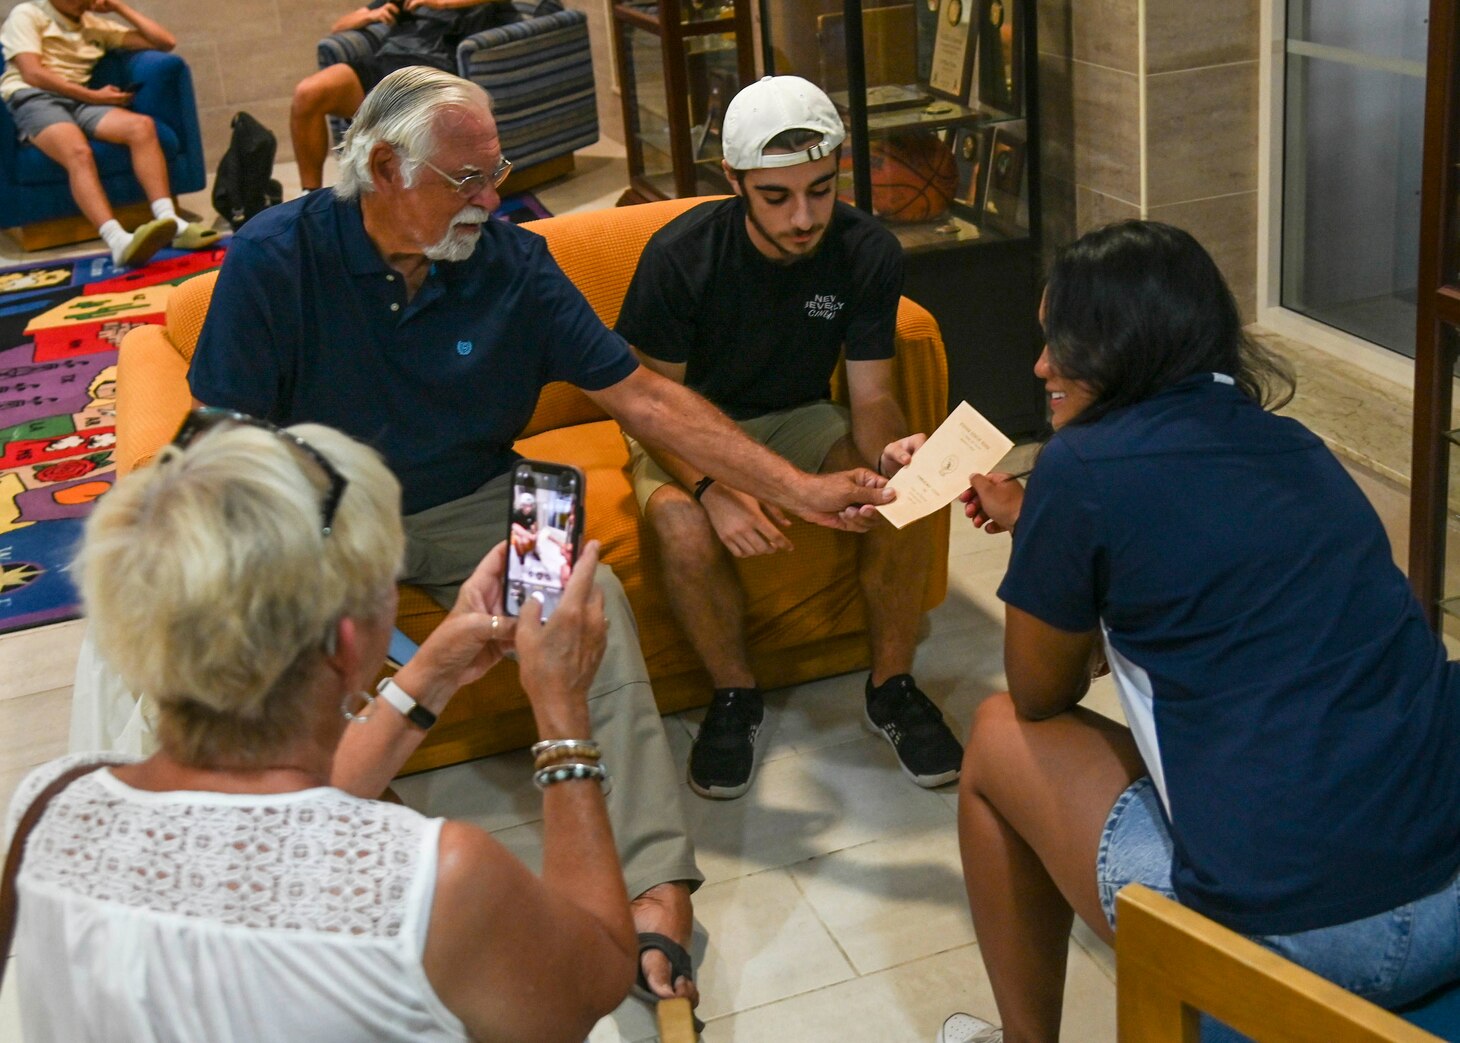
left=0, top=0, right=626, bottom=170
left=1037, top=0, right=1259, bottom=320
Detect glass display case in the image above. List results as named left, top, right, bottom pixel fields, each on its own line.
left=761, top=0, right=1034, bottom=254
left=760, top=0, right=1045, bottom=433
left=612, top=0, right=756, bottom=202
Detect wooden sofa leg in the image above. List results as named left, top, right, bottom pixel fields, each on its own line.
left=5, top=200, right=162, bottom=252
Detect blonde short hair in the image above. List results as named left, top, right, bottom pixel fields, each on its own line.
left=74, top=422, right=404, bottom=765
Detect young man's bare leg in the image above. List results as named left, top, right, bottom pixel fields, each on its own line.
left=30, top=121, right=114, bottom=228
left=645, top=484, right=764, bottom=798
left=93, top=108, right=169, bottom=200
left=824, top=435, right=960, bottom=785
left=644, top=485, right=756, bottom=689
left=291, top=65, right=366, bottom=191
left=958, top=695, right=1144, bottom=1042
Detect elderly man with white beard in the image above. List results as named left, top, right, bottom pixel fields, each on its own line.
left=188, top=66, right=894, bottom=1014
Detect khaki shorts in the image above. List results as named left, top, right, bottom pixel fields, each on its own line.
left=625, top=400, right=851, bottom=511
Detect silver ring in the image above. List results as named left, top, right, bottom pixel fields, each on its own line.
left=490, top=614, right=501, bottom=637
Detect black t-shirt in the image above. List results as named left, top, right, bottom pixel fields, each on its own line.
left=367, top=0, right=519, bottom=60
left=615, top=197, right=903, bottom=420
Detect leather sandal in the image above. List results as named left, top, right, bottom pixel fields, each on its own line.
left=633, top=932, right=705, bottom=1034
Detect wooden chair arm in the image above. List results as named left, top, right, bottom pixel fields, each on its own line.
left=1115, top=884, right=1439, bottom=1042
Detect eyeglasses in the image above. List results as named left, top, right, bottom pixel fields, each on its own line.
left=421, top=155, right=513, bottom=198
left=171, top=407, right=349, bottom=537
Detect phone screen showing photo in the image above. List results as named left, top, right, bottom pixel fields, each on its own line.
left=505, top=462, right=583, bottom=621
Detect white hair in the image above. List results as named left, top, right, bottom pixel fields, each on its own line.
left=334, top=66, right=493, bottom=200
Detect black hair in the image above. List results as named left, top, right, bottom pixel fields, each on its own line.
left=1044, top=220, right=1293, bottom=426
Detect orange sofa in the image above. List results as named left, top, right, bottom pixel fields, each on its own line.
left=114, top=197, right=951, bottom=774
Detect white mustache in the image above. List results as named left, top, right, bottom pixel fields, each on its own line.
left=452, top=205, right=492, bottom=227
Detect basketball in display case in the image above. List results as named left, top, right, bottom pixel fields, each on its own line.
left=842, top=133, right=959, bottom=222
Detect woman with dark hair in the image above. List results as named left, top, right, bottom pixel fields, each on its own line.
left=938, top=221, right=1460, bottom=1043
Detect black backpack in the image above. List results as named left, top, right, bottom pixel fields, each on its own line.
left=212, top=112, right=282, bottom=230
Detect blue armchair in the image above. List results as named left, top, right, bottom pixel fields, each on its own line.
left=317, top=0, right=598, bottom=174
left=0, top=49, right=205, bottom=232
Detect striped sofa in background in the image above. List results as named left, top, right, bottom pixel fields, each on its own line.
left=317, top=0, right=598, bottom=175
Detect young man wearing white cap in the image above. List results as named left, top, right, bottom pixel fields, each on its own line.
left=615, top=74, right=961, bottom=800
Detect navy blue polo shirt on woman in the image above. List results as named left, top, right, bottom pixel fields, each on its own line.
left=999, top=374, right=1460, bottom=936
left=189, top=190, right=637, bottom=515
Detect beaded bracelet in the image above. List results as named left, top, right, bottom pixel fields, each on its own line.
left=533, top=761, right=609, bottom=790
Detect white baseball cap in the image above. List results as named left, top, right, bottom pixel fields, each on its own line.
left=722, top=75, right=847, bottom=170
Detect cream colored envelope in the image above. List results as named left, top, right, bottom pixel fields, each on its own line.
left=876, top=400, right=1014, bottom=529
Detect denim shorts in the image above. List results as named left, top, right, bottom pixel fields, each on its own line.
left=5, top=88, right=113, bottom=141
left=1096, top=776, right=1460, bottom=1018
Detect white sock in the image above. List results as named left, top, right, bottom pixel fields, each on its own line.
left=150, top=197, right=187, bottom=235
left=99, top=219, right=132, bottom=264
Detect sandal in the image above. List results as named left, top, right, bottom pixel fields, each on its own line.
left=633, top=932, right=705, bottom=1034
left=172, top=222, right=222, bottom=250
left=117, top=217, right=175, bottom=268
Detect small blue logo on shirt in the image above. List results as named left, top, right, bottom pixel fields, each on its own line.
left=456, top=340, right=473, bottom=356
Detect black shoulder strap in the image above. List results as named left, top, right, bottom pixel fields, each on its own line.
left=0, top=761, right=106, bottom=991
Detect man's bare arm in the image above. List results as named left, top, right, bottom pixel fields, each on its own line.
left=588, top=366, right=892, bottom=528
left=96, top=0, right=176, bottom=50
left=12, top=52, right=114, bottom=103
left=629, top=351, right=794, bottom=556
left=845, top=357, right=920, bottom=475
left=332, top=2, right=398, bottom=33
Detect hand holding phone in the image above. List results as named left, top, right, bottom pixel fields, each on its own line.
left=504, top=460, right=585, bottom=622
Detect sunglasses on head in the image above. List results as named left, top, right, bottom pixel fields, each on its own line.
left=171, top=407, right=348, bottom=537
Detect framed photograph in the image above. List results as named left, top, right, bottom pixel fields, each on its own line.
left=974, top=0, right=1022, bottom=117
left=950, top=124, right=992, bottom=218
left=980, top=121, right=1028, bottom=237
left=928, top=0, right=975, bottom=101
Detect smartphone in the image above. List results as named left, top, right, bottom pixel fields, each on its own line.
left=123, top=82, right=144, bottom=94
left=504, top=460, right=585, bottom=621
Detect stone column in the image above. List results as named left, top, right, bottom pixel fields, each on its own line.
left=1037, top=0, right=1260, bottom=319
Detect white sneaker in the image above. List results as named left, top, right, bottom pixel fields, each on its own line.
left=937, top=1012, right=1003, bottom=1043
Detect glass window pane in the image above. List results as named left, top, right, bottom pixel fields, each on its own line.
left=1281, top=52, right=1423, bottom=355
left=1287, top=0, right=1428, bottom=65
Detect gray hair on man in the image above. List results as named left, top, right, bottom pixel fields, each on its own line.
left=334, top=66, right=493, bottom=200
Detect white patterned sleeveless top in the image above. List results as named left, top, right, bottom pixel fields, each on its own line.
left=5, top=753, right=469, bottom=1043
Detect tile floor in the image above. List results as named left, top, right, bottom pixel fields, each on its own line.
left=0, top=143, right=1430, bottom=1042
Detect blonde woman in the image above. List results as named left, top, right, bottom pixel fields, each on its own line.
left=7, top=410, right=635, bottom=1042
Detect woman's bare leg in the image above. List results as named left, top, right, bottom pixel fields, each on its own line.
left=958, top=693, right=1145, bottom=1043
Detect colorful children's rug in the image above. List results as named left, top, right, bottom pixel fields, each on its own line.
left=0, top=192, right=552, bottom=636
left=0, top=244, right=230, bottom=635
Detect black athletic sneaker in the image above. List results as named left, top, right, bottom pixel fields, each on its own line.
left=864, top=674, right=963, bottom=787
left=688, top=687, right=764, bottom=799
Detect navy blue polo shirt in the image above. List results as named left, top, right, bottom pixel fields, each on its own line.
left=190, top=191, right=637, bottom=514
left=999, top=374, right=1460, bottom=935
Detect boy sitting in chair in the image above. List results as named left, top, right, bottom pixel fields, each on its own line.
left=0, top=0, right=218, bottom=266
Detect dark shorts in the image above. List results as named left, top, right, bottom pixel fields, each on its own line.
left=344, top=51, right=454, bottom=94
left=5, top=88, right=114, bottom=142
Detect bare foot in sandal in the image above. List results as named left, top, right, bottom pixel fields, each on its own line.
left=631, top=881, right=700, bottom=1008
